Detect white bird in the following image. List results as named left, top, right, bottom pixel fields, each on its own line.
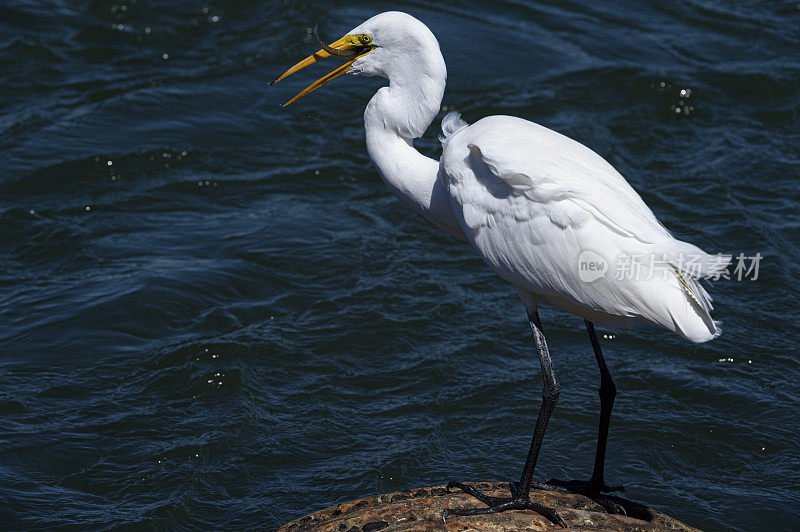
left=272, top=11, right=729, bottom=526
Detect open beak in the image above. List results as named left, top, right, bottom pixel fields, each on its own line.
left=270, top=29, right=374, bottom=107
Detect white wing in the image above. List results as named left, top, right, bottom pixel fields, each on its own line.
left=440, top=113, right=729, bottom=342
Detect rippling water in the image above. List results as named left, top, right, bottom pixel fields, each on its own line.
left=1, top=1, right=798, bottom=530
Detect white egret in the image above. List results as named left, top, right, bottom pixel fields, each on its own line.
left=272, top=11, right=729, bottom=526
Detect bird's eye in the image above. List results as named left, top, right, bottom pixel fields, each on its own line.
left=360, top=35, right=372, bottom=45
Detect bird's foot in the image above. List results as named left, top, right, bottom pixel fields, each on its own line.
left=442, top=481, right=567, bottom=527
left=532, top=477, right=627, bottom=516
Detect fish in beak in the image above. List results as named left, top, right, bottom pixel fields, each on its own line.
left=270, top=25, right=375, bottom=107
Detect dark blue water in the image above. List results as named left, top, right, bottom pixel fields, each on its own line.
left=1, top=1, right=798, bottom=530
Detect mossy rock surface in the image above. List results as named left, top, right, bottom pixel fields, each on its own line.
left=278, top=481, right=700, bottom=531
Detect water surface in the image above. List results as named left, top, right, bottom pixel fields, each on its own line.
left=1, top=1, right=799, bottom=530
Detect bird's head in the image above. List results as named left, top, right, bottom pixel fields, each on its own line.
left=271, top=11, right=444, bottom=106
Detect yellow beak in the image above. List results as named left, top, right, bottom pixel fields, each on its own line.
left=270, top=34, right=374, bottom=107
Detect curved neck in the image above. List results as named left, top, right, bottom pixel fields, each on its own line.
left=363, top=69, right=465, bottom=240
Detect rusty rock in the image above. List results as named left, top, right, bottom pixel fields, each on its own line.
left=277, top=481, right=700, bottom=531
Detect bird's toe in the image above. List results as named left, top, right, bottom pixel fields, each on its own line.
left=443, top=481, right=566, bottom=527
left=534, top=478, right=629, bottom=516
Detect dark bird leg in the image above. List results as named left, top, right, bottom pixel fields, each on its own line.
left=539, top=320, right=626, bottom=515
left=519, top=309, right=561, bottom=496
left=443, top=309, right=567, bottom=527
left=586, top=319, right=622, bottom=492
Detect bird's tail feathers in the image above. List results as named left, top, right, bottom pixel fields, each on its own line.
left=649, top=240, right=730, bottom=342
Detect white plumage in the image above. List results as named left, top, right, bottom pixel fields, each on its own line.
left=329, top=11, right=728, bottom=343
left=440, top=113, right=728, bottom=341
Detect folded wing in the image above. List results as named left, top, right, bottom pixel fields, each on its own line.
left=441, top=114, right=729, bottom=342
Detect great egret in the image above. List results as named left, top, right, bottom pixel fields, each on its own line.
left=272, top=11, right=729, bottom=526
